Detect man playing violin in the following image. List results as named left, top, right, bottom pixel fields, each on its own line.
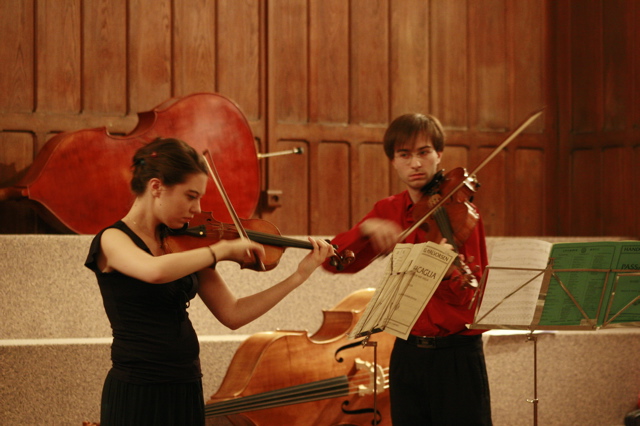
left=323, top=114, right=492, bottom=425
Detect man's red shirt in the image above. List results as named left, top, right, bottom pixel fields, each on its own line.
left=323, top=190, right=488, bottom=337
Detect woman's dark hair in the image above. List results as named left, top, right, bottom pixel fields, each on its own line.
left=382, top=113, right=446, bottom=160
left=130, top=137, right=208, bottom=195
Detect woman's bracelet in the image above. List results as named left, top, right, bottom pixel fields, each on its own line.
left=207, top=246, right=217, bottom=269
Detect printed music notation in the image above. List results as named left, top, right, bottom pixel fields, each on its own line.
left=349, top=241, right=456, bottom=340
left=472, top=239, right=640, bottom=330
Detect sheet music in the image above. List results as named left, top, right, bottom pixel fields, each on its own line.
left=349, top=244, right=415, bottom=337
left=475, top=238, right=552, bottom=326
left=349, top=241, right=456, bottom=340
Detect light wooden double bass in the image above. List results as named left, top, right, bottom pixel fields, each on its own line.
left=205, top=288, right=395, bottom=426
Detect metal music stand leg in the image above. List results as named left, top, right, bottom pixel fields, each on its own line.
left=526, top=332, right=539, bottom=426
left=363, top=340, right=379, bottom=425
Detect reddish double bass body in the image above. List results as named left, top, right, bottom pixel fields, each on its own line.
left=205, top=289, right=395, bottom=425
left=0, top=92, right=260, bottom=234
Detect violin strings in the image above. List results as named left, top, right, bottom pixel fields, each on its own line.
left=205, top=368, right=390, bottom=417
left=203, top=222, right=313, bottom=249
left=242, top=228, right=314, bottom=249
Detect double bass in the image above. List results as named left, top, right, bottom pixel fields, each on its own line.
left=205, top=288, right=395, bottom=426
left=0, top=92, right=260, bottom=234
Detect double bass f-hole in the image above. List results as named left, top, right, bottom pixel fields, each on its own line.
left=335, top=339, right=384, bottom=425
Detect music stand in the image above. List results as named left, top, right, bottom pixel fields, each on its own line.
left=469, top=262, right=640, bottom=425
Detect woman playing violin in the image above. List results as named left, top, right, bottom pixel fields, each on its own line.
left=85, top=137, right=334, bottom=425
left=322, top=114, right=492, bottom=425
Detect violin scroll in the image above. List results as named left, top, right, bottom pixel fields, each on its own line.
left=330, top=249, right=355, bottom=271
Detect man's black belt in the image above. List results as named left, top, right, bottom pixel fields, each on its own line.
left=405, top=334, right=480, bottom=349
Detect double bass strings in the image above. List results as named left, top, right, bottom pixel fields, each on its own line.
left=204, top=368, right=390, bottom=417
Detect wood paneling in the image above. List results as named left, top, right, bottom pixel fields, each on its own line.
left=37, top=0, right=82, bottom=113
left=173, top=0, right=218, bottom=96
left=350, top=0, right=389, bottom=124
left=268, top=139, right=310, bottom=235
left=128, top=0, right=172, bottom=111
left=602, top=146, right=634, bottom=236
left=512, top=148, right=545, bottom=235
left=1, top=0, right=639, bottom=239
left=571, top=149, right=601, bottom=235
left=469, top=0, right=509, bottom=131
left=269, top=0, right=308, bottom=123
left=216, top=0, right=263, bottom=121
left=510, top=0, right=547, bottom=132
left=389, top=0, right=430, bottom=117
left=355, top=142, right=391, bottom=227
left=430, top=0, right=468, bottom=129
left=558, top=0, right=640, bottom=236
left=602, top=0, right=632, bottom=131
left=309, top=0, right=349, bottom=123
left=570, top=0, right=602, bottom=134
left=314, top=141, right=350, bottom=235
left=83, top=0, right=127, bottom=113
left=0, top=0, right=34, bottom=113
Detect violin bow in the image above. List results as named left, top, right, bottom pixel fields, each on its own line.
left=203, top=150, right=266, bottom=271
left=397, top=108, right=545, bottom=242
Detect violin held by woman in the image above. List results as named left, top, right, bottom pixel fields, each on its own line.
left=84, top=137, right=335, bottom=426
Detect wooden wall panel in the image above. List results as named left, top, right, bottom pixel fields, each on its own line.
left=602, top=0, right=632, bottom=131
left=83, top=0, right=127, bottom=113
left=635, top=146, right=640, bottom=235
left=469, top=0, right=509, bottom=131
left=267, top=139, right=310, bottom=235
left=37, top=0, right=81, bottom=113
left=270, top=0, right=308, bottom=122
left=440, top=146, right=469, bottom=173
left=570, top=0, right=602, bottom=133
left=128, top=0, right=172, bottom=111
left=354, top=142, right=390, bottom=227
left=389, top=0, right=430, bottom=117
left=216, top=0, right=263, bottom=121
left=309, top=0, right=349, bottom=123
left=350, top=0, right=389, bottom=124
left=0, top=0, right=34, bottom=113
left=570, top=149, right=601, bottom=235
left=557, top=0, right=640, bottom=236
left=512, top=148, right=545, bottom=235
left=313, top=142, right=350, bottom=235
left=475, top=149, right=507, bottom=236
left=173, top=0, right=218, bottom=96
left=430, top=0, right=468, bottom=129
left=510, top=0, right=546, bottom=132
left=634, top=2, right=640, bottom=130
left=601, top=146, right=634, bottom=236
